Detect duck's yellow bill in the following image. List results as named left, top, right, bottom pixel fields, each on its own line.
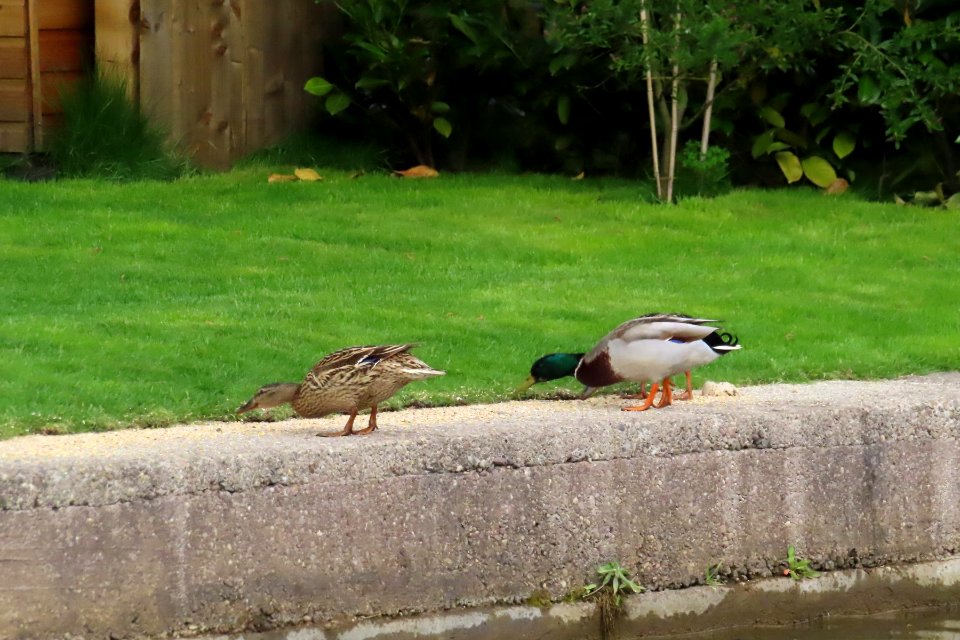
left=513, top=375, right=537, bottom=395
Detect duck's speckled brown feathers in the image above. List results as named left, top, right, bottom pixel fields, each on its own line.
left=291, top=344, right=443, bottom=418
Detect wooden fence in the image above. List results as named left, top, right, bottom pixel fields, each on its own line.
left=0, top=0, right=92, bottom=152
left=98, top=0, right=337, bottom=169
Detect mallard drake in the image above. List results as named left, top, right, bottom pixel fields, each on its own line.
left=515, top=313, right=741, bottom=411
left=237, top=344, right=445, bottom=436
left=516, top=352, right=693, bottom=400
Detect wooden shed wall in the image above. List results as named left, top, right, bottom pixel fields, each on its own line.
left=98, top=0, right=336, bottom=169
left=0, top=0, right=30, bottom=150
left=0, top=0, right=92, bottom=152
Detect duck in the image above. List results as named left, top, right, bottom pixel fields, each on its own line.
left=516, top=352, right=692, bottom=400
left=237, top=344, right=445, bottom=436
left=515, top=313, right=741, bottom=411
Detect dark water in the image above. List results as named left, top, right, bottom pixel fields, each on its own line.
left=667, top=608, right=960, bottom=640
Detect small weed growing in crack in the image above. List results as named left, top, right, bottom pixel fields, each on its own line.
left=582, top=561, right=644, bottom=639
left=583, top=561, right=645, bottom=605
left=704, top=562, right=724, bottom=586
left=783, top=545, right=819, bottom=580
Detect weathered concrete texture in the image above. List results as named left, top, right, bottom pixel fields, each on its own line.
left=1, top=374, right=959, bottom=639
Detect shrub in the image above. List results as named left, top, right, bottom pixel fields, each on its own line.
left=676, top=140, right=731, bottom=197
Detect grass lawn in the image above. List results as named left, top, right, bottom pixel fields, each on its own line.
left=1, top=166, right=958, bottom=438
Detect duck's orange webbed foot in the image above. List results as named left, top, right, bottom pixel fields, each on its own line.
left=353, top=406, right=379, bottom=435
left=317, top=409, right=357, bottom=437
left=623, top=382, right=660, bottom=412
left=677, top=371, right=694, bottom=401
left=655, top=378, right=673, bottom=408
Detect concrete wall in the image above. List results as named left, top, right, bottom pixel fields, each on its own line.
left=1, top=374, right=959, bottom=639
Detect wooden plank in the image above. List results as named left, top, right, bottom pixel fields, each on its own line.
left=135, top=0, right=335, bottom=167
left=40, top=110, right=61, bottom=128
left=37, top=0, right=93, bottom=30
left=0, top=119, right=29, bottom=151
left=39, top=69, right=82, bottom=113
left=281, top=0, right=327, bottom=141
left=139, top=0, right=176, bottom=136
left=0, top=77, right=28, bottom=119
left=176, top=0, right=207, bottom=163
left=241, top=0, right=264, bottom=155
left=275, top=2, right=299, bottom=143
left=0, top=1, right=26, bottom=37
left=227, top=0, right=245, bottom=158
left=259, top=2, right=285, bottom=147
left=0, top=36, right=28, bottom=77
left=94, top=0, right=138, bottom=100
left=38, top=29, right=91, bottom=72
left=254, top=0, right=329, bottom=154
left=27, top=0, right=39, bottom=148
left=206, top=0, right=233, bottom=168
left=35, top=108, right=62, bottom=147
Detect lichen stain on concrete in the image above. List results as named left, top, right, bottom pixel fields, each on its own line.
left=753, top=569, right=860, bottom=594
left=493, top=606, right=542, bottom=621
left=284, top=630, right=329, bottom=640
left=900, top=557, right=960, bottom=587
left=625, top=585, right=727, bottom=619
left=548, top=601, right=594, bottom=624
left=336, top=611, right=489, bottom=640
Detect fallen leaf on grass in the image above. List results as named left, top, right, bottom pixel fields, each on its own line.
left=268, top=173, right=297, bottom=183
left=393, top=165, right=439, bottom=178
left=824, top=178, right=848, bottom=195
left=294, top=168, right=323, bottom=182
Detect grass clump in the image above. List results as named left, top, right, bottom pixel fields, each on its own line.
left=45, top=70, right=187, bottom=181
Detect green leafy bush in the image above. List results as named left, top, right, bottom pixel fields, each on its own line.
left=45, top=71, right=187, bottom=181
left=307, top=0, right=553, bottom=168
left=749, top=93, right=858, bottom=189
left=303, top=0, right=956, bottom=195
left=677, top=141, right=731, bottom=197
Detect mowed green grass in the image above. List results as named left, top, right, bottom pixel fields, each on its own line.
left=1, top=168, right=958, bottom=438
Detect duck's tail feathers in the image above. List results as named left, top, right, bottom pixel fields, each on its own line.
left=703, top=330, right=742, bottom=354
left=402, top=367, right=446, bottom=378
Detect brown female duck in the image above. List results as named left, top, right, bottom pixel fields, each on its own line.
left=237, top=344, right=445, bottom=436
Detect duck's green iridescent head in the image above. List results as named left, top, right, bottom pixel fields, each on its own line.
left=514, top=352, right=584, bottom=394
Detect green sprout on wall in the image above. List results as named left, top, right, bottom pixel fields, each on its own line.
left=704, top=562, right=724, bottom=586
left=783, top=546, right=820, bottom=580
left=582, top=561, right=645, bottom=639
left=583, top=561, right=645, bottom=606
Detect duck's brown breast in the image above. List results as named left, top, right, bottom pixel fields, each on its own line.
left=575, top=351, right=622, bottom=388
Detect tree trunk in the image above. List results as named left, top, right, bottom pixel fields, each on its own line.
left=639, top=0, right=662, bottom=200
left=700, top=58, right=718, bottom=160
left=665, top=8, right=682, bottom=203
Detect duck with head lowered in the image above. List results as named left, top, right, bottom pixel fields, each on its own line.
left=237, top=343, right=445, bottom=436
left=515, top=313, right=741, bottom=410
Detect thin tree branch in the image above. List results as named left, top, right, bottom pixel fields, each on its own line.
left=640, top=0, right=662, bottom=199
